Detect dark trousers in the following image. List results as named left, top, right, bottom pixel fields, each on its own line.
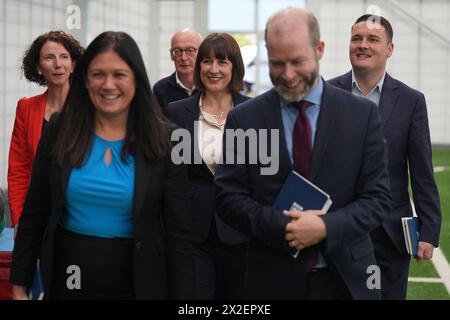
left=371, top=226, right=410, bottom=300
left=194, top=226, right=247, bottom=300
left=51, top=226, right=135, bottom=300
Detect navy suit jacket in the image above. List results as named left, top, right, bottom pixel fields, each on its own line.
left=165, top=92, right=250, bottom=245
left=153, top=72, right=198, bottom=108
left=329, top=72, right=441, bottom=252
left=214, top=82, right=392, bottom=299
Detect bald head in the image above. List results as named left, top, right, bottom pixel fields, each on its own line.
left=171, top=28, right=202, bottom=49
left=170, top=28, right=202, bottom=79
left=265, top=8, right=320, bottom=48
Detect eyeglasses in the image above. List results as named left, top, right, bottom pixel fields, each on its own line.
left=171, top=47, right=197, bottom=57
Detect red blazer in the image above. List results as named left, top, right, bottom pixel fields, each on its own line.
left=8, top=91, right=47, bottom=226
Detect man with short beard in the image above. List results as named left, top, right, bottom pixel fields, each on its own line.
left=214, top=8, right=392, bottom=299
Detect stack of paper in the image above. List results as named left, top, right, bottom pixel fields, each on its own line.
left=401, top=217, right=421, bottom=256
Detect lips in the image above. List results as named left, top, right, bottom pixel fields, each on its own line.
left=356, top=53, right=371, bottom=58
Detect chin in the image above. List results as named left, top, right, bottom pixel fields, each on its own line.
left=275, top=87, right=306, bottom=102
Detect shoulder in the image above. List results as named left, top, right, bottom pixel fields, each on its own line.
left=231, top=89, right=276, bottom=115
left=324, top=82, right=377, bottom=113
left=233, top=93, right=251, bottom=106
left=385, top=74, right=424, bottom=98
left=154, top=72, right=176, bottom=89
left=17, top=91, right=47, bottom=111
left=328, top=71, right=351, bottom=87
left=165, top=94, right=199, bottom=121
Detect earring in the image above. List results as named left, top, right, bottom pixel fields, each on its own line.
left=38, top=70, right=42, bottom=75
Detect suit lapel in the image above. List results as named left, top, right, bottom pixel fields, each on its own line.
left=378, top=73, right=399, bottom=125
left=134, top=147, right=153, bottom=219
left=339, top=71, right=353, bottom=91
left=262, top=89, right=292, bottom=177
left=310, top=82, right=338, bottom=181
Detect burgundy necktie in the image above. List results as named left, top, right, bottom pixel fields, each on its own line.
left=292, top=100, right=319, bottom=271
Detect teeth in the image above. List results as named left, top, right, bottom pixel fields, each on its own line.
left=101, top=94, right=120, bottom=100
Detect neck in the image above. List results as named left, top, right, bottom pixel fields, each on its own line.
left=202, top=91, right=233, bottom=111
left=45, top=83, right=70, bottom=119
left=95, top=113, right=128, bottom=141
left=177, top=72, right=194, bottom=90
left=353, top=68, right=385, bottom=95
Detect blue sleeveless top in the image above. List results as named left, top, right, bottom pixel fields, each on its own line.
left=62, top=134, right=135, bottom=238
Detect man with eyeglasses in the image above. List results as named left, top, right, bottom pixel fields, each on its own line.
left=154, top=28, right=202, bottom=109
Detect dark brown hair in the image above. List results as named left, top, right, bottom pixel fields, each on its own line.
left=54, top=31, right=170, bottom=167
left=22, top=30, right=84, bottom=86
left=353, top=14, right=393, bottom=42
left=194, top=32, right=244, bottom=93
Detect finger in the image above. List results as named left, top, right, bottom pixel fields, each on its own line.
left=283, top=210, right=302, bottom=219
left=285, top=233, right=295, bottom=241
left=423, top=248, right=433, bottom=260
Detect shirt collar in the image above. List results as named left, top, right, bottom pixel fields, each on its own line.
left=175, top=72, right=195, bottom=94
left=351, top=69, right=386, bottom=95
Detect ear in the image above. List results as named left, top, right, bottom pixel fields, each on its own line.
left=315, top=41, right=325, bottom=61
left=170, top=49, right=175, bottom=62
left=387, top=42, right=394, bottom=58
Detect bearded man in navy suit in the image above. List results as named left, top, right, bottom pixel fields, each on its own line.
left=329, top=14, right=441, bottom=300
left=214, top=8, right=392, bottom=300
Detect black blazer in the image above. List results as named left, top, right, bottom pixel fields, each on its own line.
left=165, top=92, right=250, bottom=244
left=329, top=72, right=441, bottom=251
left=153, top=72, right=198, bottom=108
left=10, top=115, right=194, bottom=300
left=215, top=82, right=392, bottom=299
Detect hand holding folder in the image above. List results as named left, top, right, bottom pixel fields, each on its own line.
left=273, top=171, right=332, bottom=258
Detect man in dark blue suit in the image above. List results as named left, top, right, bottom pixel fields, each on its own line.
left=215, top=8, right=392, bottom=299
left=329, top=14, right=441, bottom=300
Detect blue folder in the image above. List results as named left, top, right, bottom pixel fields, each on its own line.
left=273, top=171, right=332, bottom=213
left=402, top=217, right=421, bottom=256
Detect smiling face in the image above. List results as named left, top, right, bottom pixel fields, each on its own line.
left=86, top=50, right=136, bottom=122
left=38, top=40, right=74, bottom=87
left=350, top=21, right=393, bottom=75
left=266, top=19, right=324, bottom=102
left=200, top=52, right=233, bottom=94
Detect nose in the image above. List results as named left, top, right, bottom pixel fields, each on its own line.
left=209, top=61, right=219, bottom=73
left=282, top=64, right=296, bottom=81
left=179, top=50, right=189, bottom=60
left=102, top=75, right=115, bottom=90
left=54, top=57, right=62, bottom=69
left=359, top=38, right=369, bottom=49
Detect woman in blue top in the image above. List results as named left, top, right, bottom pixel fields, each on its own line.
left=10, top=31, right=194, bottom=300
